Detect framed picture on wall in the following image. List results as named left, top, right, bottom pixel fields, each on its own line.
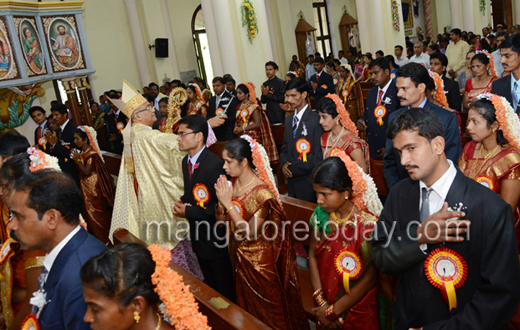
left=14, top=16, right=47, bottom=76
left=0, top=16, right=20, bottom=81
left=402, top=0, right=414, bottom=30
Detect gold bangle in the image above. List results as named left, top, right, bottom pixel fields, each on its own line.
left=312, top=288, right=327, bottom=307
left=226, top=206, right=234, bottom=213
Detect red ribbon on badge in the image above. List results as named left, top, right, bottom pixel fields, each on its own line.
left=215, top=108, right=224, bottom=116
left=21, top=314, right=39, bottom=330
left=240, top=109, right=248, bottom=123
left=116, top=122, right=124, bottom=134
left=374, top=105, right=387, bottom=126
left=193, top=184, right=210, bottom=209
left=296, top=138, right=311, bottom=162
left=342, top=89, right=350, bottom=103
left=334, top=250, right=363, bottom=294
left=38, top=137, right=47, bottom=151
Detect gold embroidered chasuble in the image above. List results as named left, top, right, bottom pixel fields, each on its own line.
left=110, top=123, right=187, bottom=249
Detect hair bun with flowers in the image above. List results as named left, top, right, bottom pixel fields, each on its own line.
left=335, top=150, right=382, bottom=216
left=79, top=126, right=104, bottom=162
left=241, top=135, right=280, bottom=204
left=325, top=93, right=358, bottom=135
left=428, top=70, right=449, bottom=108
left=243, top=82, right=258, bottom=104
left=476, top=93, right=520, bottom=150
left=189, top=83, right=205, bottom=104
left=476, top=50, right=497, bottom=77
left=27, top=147, right=60, bottom=172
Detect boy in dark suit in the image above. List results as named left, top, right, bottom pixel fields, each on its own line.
left=46, top=103, right=79, bottom=186
left=9, top=171, right=106, bottom=330
left=172, top=115, right=236, bottom=302
left=29, top=106, right=49, bottom=148
left=429, top=52, right=462, bottom=111
left=309, top=57, right=335, bottom=106
left=372, top=108, right=520, bottom=329
left=491, top=34, right=520, bottom=113
left=280, top=78, right=324, bottom=203
left=206, top=76, right=240, bottom=141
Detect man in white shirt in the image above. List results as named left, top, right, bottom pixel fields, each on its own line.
left=446, top=28, right=471, bottom=79
left=394, top=45, right=409, bottom=67
left=409, top=42, right=430, bottom=69
left=338, top=50, right=349, bottom=65
left=148, top=82, right=166, bottom=111
left=9, top=171, right=106, bottom=329
left=492, top=32, right=509, bottom=78
left=305, top=55, right=316, bottom=81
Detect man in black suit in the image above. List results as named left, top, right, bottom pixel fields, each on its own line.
left=383, top=63, right=461, bottom=189
left=29, top=106, right=50, bottom=151
left=357, top=57, right=401, bottom=160
left=172, top=115, right=236, bottom=302
left=9, top=171, right=106, bottom=330
left=45, top=103, right=79, bottom=186
left=280, top=78, right=324, bottom=203
left=206, top=76, right=240, bottom=141
left=309, top=57, right=335, bottom=106
left=260, top=61, right=286, bottom=123
left=491, top=34, right=520, bottom=113
left=106, top=92, right=128, bottom=155
left=429, top=52, right=462, bottom=112
left=372, top=108, right=520, bottom=329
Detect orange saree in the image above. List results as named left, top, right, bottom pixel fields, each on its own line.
left=229, top=184, right=309, bottom=330
left=321, top=131, right=370, bottom=175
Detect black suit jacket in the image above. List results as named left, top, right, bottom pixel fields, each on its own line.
left=261, top=76, right=286, bottom=124
left=52, top=120, right=79, bottom=186
left=360, top=81, right=400, bottom=160
left=442, top=76, right=462, bottom=112
left=383, top=100, right=461, bottom=189
left=280, top=106, right=324, bottom=202
left=491, top=75, right=520, bottom=113
left=34, top=120, right=49, bottom=145
left=371, top=170, right=520, bottom=329
left=180, top=148, right=229, bottom=260
left=106, top=111, right=128, bottom=154
left=309, top=71, right=335, bottom=106
left=38, top=228, right=106, bottom=330
left=206, top=90, right=240, bottom=141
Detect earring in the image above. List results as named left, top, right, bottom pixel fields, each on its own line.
left=492, top=128, right=497, bottom=133
left=134, top=311, right=140, bottom=324
left=345, top=196, right=349, bottom=200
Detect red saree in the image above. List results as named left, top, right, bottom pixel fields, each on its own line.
left=321, top=131, right=371, bottom=175
left=78, top=150, right=116, bottom=244
left=229, top=184, right=309, bottom=330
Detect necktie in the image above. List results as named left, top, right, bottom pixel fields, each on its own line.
left=377, top=90, right=384, bottom=105
left=188, top=161, right=193, bottom=183
left=514, top=82, right=519, bottom=112
left=420, top=188, right=432, bottom=222
left=292, top=116, right=299, bottom=138
left=57, top=128, right=62, bottom=139
left=31, top=266, right=49, bottom=316
left=317, top=73, right=320, bottom=84
left=37, top=126, right=42, bottom=139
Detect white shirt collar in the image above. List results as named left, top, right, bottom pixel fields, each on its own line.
left=115, top=109, right=121, bottom=116
left=316, top=70, right=323, bottom=77
left=294, top=104, right=308, bottom=122
left=188, top=146, right=206, bottom=165
left=59, top=119, right=69, bottom=131
left=43, top=225, right=81, bottom=273
left=419, top=160, right=457, bottom=199
left=408, top=97, right=428, bottom=109
left=40, top=120, right=47, bottom=129
left=378, top=79, right=392, bottom=95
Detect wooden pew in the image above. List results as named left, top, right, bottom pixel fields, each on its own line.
left=113, top=229, right=271, bottom=330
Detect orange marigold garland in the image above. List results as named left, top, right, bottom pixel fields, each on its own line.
left=27, top=147, right=60, bottom=172
left=243, top=82, right=258, bottom=104
left=325, top=93, right=358, bottom=135
left=148, top=245, right=210, bottom=330
left=428, top=71, right=449, bottom=108
left=476, top=93, right=520, bottom=151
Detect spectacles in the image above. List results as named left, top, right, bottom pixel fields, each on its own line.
left=135, top=106, right=154, bottom=114
left=177, top=131, right=200, bottom=137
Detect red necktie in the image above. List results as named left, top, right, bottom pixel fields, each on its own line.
left=377, top=90, right=384, bottom=105
left=37, top=126, right=42, bottom=139
left=317, top=74, right=320, bottom=84
left=188, top=161, right=193, bottom=183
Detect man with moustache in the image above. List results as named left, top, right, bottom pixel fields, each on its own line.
left=491, top=34, right=520, bottom=113
left=383, top=63, right=461, bottom=189
left=357, top=57, right=401, bottom=160
left=206, top=76, right=240, bottom=141
left=372, top=108, right=520, bottom=330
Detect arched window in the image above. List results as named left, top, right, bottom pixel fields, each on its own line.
left=312, top=0, right=333, bottom=57
left=192, top=5, right=213, bottom=86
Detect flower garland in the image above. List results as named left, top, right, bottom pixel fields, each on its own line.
left=241, top=0, right=258, bottom=43
left=336, top=150, right=383, bottom=216
left=27, top=147, right=60, bottom=172
left=241, top=135, right=281, bottom=204
left=476, top=50, right=497, bottom=77
left=477, top=93, right=520, bottom=151
left=243, top=82, right=258, bottom=104
left=428, top=71, right=449, bottom=108
left=325, top=93, right=358, bottom=135
left=391, top=0, right=400, bottom=31
left=148, top=245, right=210, bottom=330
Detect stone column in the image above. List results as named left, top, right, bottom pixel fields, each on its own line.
left=367, top=0, right=386, bottom=53
left=355, top=0, right=371, bottom=53
left=62, top=78, right=82, bottom=126
left=424, top=0, right=433, bottom=38
left=159, top=0, right=181, bottom=79
left=461, top=0, right=475, bottom=32
left=515, top=0, right=520, bottom=26
left=75, top=75, right=93, bottom=127
left=254, top=0, right=275, bottom=63
left=200, top=0, right=225, bottom=77
left=263, top=0, right=280, bottom=64
left=124, top=0, right=153, bottom=87
left=450, top=0, right=463, bottom=30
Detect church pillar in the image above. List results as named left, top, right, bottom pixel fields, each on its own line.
left=355, top=0, right=371, bottom=53
left=124, top=0, right=153, bottom=87
left=514, top=0, right=520, bottom=26
left=159, top=0, right=181, bottom=79
left=75, top=75, right=93, bottom=127
left=263, top=0, right=280, bottom=64
left=200, top=0, right=224, bottom=77
left=461, top=0, right=475, bottom=32
left=450, top=0, right=463, bottom=30
left=424, top=0, right=433, bottom=38
left=254, top=0, right=275, bottom=63
left=62, top=78, right=82, bottom=126
left=367, top=0, right=387, bottom=53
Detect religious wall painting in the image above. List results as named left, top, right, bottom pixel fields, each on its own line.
left=402, top=0, right=414, bottom=30
left=14, top=16, right=47, bottom=76
left=42, top=15, right=85, bottom=72
left=0, top=17, right=19, bottom=81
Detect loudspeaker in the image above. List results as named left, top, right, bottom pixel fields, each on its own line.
left=155, top=38, right=168, bottom=58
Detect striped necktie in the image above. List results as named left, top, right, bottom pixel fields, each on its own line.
left=292, top=116, right=299, bottom=138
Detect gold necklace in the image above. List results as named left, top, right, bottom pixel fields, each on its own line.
left=330, top=205, right=355, bottom=227
left=155, top=313, right=162, bottom=330
left=236, top=176, right=255, bottom=192
left=474, top=143, right=500, bottom=175
left=323, top=127, right=344, bottom=157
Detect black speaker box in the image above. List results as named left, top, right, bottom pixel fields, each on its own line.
left=155, top=38, right=168, bottom=58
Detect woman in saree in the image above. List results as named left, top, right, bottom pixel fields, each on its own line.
left=186, top=83, right=208, bottom=118
left=354, top=54, right=371, bottom=82
left=214, top=137, right=309, bottom=330
left=233, top=82, right=279, bottom=163
left=308, top=152, right=383, bottom=329
left=22, top=27, right=42, bottom=73
left=194, top=77, right=212, bottom=103
left=459, top=95, right=520, bottom=252
left=457, top=50, right=476, bottom=96
left=71, top=126, right=115, bottom=245
left=336, top=64, right=363, bottom=123
left=463, top=52, right=498, bottom=110
left=317, top=93, right=369, bottom=174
